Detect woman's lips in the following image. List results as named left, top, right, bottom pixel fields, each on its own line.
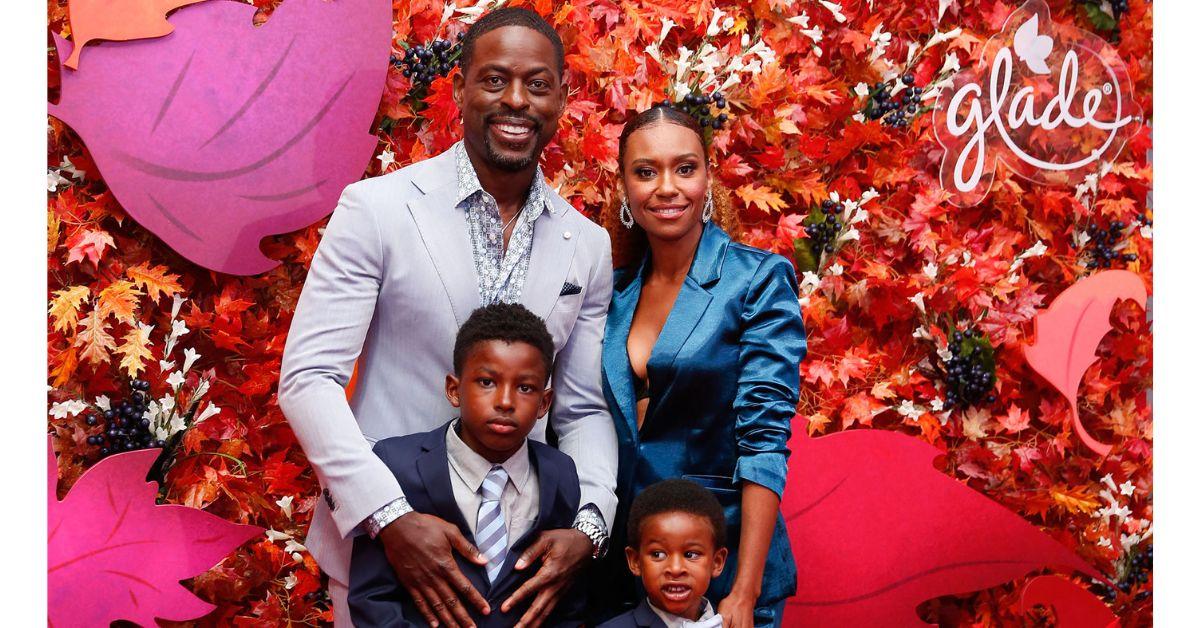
left=646, top=205, right=690, bottom=220
left=660, top=582, right=693, bottom=602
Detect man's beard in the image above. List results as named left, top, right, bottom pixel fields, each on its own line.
left=482, top=132, right=541, bottom=172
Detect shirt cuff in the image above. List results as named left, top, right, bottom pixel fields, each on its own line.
left=364, top=496, right=414, bottom=539
left=732, top=452, right=789, bottom=500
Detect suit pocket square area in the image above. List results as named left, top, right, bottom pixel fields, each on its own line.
left=559, top=282, right=582, bottom=296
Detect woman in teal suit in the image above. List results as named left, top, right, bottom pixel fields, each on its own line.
left=594, top=105, right=806, bottom=627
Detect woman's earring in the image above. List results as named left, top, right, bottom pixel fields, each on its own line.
left=620, top=198, right=635, bottom=229
left=702, top=189, right=714, bottom=223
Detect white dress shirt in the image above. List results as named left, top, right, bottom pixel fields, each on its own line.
left=649, top=597, right=723, bottom=628
left=446, top=421, right=540, bottom=549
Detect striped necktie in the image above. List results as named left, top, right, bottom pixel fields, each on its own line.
left=476, top=465, right=509, bottom=583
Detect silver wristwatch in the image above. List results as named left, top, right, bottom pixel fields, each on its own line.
left=365, top=496, right=414, bottom=539
left=572, top=505, right=610, bottom=559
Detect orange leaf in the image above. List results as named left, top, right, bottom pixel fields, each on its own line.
left=75, top=307, right=116, bottom=365
left=115, top=323, right=155, bottom=378
left=50, top=346, right=80, bottom=388
left=98, top=280, right=143, bottom=325
left=735, top=183, right=788, bottom=213
left=63, top=0, right=208, bottom=70
left=126, top=262, right=183, bottom=302
left=49, top=285, right=90, bottom=333
left=1024, top=270, right=1147, bottom=456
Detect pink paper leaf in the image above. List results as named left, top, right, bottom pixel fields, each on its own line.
left=49, top=0, right=392, bottom=275
left=1020, top=575, right=1119, bottom=628
left=781, top=423, right=1100, bottom=626
left=48, top=439, right=262, bottom=627
left=1023, top=270, right=1147, bottom=456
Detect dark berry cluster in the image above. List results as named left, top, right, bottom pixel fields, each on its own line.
left=665, top=91, right=729, bottom=130
left=804, top=199, right=845, bottom=255
left=394, top=35, right=463, bottom=93
left=866, top=75, right=923, bottom=128
left=1082, top=220, right=1138, bottom=269
left=942, top=328, right=996, bottom=409
left=84, top=379, right=166, bottom=459
left=1095, top=543, right=1152, bottom=601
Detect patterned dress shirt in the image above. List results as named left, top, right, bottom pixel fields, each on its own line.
left=454, top=140, right=551, bottom=305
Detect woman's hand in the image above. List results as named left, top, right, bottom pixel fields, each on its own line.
left=717, top=588, right=758, bottom=628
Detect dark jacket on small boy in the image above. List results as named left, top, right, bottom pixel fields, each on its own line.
left=348, top=421, right=585, bottom=627
left=596, top=599, right=671, bottom=628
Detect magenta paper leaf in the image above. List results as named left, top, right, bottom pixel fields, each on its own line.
left=48, top=439, right=262, bottom=627
left=1024, top=270, right=1148, bottom=456
left=781, top=422, right=1101, bottom=626
left=49, top=0, right=392, bottom=275
left=1020, top=575, right=1119, bottom=628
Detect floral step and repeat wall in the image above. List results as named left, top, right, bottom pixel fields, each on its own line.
left=47, top=0, right=1151, bottom=624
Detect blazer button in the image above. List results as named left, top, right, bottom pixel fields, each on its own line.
left=563, top=230, right=572, bottom=239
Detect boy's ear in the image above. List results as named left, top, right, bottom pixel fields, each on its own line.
left=624, top=546, right=641, bottom=577
left=445, top=374, right=461, bottom=408
left=537, top=387, right=554, bottom=418
left=711, top=546, right=729, bottom=578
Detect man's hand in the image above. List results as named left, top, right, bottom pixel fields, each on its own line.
left=500, top=528, right=592, bottom=627
left=379, top=512, right=490, bottom=628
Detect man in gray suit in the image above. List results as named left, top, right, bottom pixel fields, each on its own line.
left=279, top=8, right=618, bottom=627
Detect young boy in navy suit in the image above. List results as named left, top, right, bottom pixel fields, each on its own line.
left=348, top=303, right=585, bottom=627
left=599, top=480, right=729, bottom=628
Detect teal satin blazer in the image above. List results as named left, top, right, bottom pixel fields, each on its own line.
left=600, top=222, right=806, bottom=609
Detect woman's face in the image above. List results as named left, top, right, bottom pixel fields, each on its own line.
left=622, top=122, right=708, bottom=243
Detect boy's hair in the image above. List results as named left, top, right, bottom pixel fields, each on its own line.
left=453, top=303, right=555, bottom=381
left=460, top=7, right=565, bottom=78
left=627, top=479, right=727, bottom=549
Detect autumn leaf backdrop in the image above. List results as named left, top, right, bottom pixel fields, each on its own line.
left=47, top=0, right=1152, bottom=624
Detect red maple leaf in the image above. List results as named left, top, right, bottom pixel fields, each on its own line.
left=48, top=439, right=262, bottom=626
left=781, top=420, right=1103, bottom=626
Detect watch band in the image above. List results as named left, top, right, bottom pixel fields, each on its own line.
left=365, top=495, right=414, bottom=539
left=572, top=503, right=609, bottom=558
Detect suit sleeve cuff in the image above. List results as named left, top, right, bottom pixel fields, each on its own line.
left=733, top=452, right=788, bottom=500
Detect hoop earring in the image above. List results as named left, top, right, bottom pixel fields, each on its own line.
left=620, top=198, right=635, bottom=229
left=702, top=188, right=714, bottom=223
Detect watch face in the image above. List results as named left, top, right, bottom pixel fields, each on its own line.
left=595, top=535, right=610, bottom=559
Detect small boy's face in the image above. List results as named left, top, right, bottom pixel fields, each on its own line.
left=446, top=339, right=552, bottom=463
left=625, top=512, right=727, bottom=620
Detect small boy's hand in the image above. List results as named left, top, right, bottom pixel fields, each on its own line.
left=716, top=590, right=757, bottom=628
left=380, top=511, right=490, bottom=628
left=502, top=528, right=592, bottom=627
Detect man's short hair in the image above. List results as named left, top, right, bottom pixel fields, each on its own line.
left=459, top=7, right=565, bottom=77
left=627, top=479, right=727, bottom=549
left=453, top=302, right=555, bottom=381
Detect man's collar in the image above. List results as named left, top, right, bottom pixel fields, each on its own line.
left=452, top=140, right=557, bottom=216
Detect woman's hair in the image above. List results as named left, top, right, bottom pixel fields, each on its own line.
left=602, top=105, right=742, bottom=268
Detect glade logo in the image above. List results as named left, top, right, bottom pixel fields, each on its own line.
left=933, top=0, right=1142, bottom=207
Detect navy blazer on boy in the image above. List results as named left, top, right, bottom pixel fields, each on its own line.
left=348, top=421, right=584, bottom=627
left=596, top=599, right=668, bottom=628
left=598, top=222, right=805, bottom=612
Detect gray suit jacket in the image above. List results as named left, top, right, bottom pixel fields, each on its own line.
left=278, top=147, right=619, bottom=584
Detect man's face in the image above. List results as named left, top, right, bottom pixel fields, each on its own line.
left=453, top=25, right=566, bottom=172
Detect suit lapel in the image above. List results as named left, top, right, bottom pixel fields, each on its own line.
left=408, top=181, right=479, bottom=327
left=415, top=426, right=474, bottom=539
left=603, top=267, right=643, bottom=441
left=633, top=599, right=667, bottom=627
left=521, top=208, right=577, bottom=321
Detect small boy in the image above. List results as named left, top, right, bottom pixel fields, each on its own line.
left=348, top=303, right=585, bottom=627
left=600, top=479, right=729, bottom=628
